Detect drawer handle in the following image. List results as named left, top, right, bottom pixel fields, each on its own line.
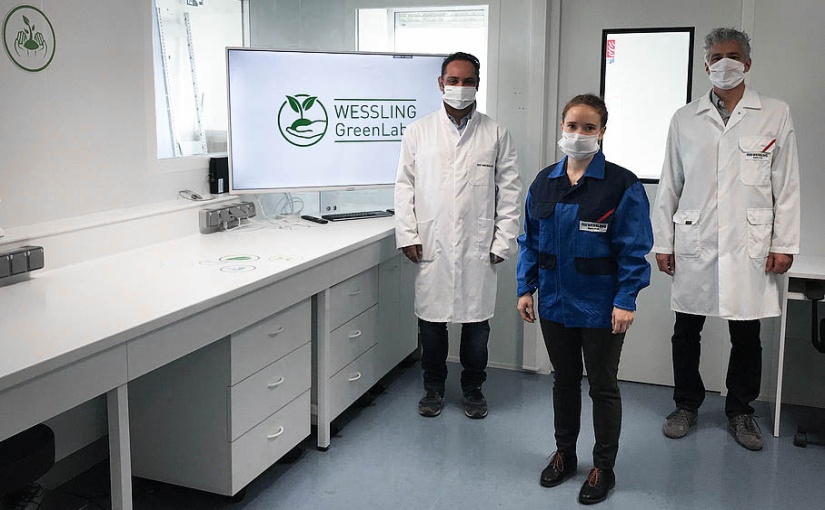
left=348, top=372, right=362, bottom=382
left=267, top=326, right=285, bottom=338
left=267, top=377, right=285, bottom=389
left=267, top=426, right=285, bottom=440
left=348, top=330, right=363, bottom=339
left=348, top=288, right=361, bottom=296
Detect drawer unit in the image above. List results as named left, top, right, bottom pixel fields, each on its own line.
left=327, top=346, right=379, bottom=420
left=231, top=300, right=311, bottom=385
left=230, top=390, right=310, bottom=493
left=229, top=343, right=311, bottom=441
left=327, top=267, right=378, bottom=330
left=314, top=267, right=383, bottom=449
left=327, top=305, right=378, bottom=377
left=130, top=298, right=313, bottom=496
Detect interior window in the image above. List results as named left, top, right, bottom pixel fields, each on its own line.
left=152, top=0, right=246, bottom=158
left=357, top=6, right=489, bottom=114
left=600, top=28, right=694, bottom=182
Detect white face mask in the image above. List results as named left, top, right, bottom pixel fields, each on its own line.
left=442, top=86, right=476, bottom=110
left=558, top=131, right=600, bottom=160
left=708, top=58, right=746, bottom=90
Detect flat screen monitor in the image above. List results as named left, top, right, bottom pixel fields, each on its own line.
left=226, top=49, right=446, bottom=194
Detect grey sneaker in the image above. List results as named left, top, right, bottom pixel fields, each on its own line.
left=418, top=390, right=444, bottom=417
left=728, top=413, right=763, bottom=451
left=463, top=388, right=488, bottom=419
left=663, top=408, right=697, bottom=438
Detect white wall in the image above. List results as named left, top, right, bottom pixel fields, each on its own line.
left=0, top=0, right=209, bottom=233
left=750, top=0, right=825, bottom=406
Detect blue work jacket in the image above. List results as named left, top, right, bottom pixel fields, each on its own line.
left=516, top=152, right=653, bottom=329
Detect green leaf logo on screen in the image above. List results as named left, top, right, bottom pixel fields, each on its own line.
left=2, top=5, right=56, bottom=72
left=277, top=94, right=328, bottom=147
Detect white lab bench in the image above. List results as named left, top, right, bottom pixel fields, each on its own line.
left=0, top=217, right=416, bottom=508
left=769, top=255, right=825, bottom=437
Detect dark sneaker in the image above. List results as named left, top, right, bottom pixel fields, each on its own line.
left=463, top=388, right=488, bottom=419
left=728, top=413, right=763, bottom=451
left=578, top=468, right=615, bottom=505
left=418, top=390, right=444, bottom=417
left=663, top=408, right=697, bottom=439
left=540, top=450, right=577, bottom=487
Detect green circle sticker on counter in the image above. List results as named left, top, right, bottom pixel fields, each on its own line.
left=3, top=5, right=56, bottom=72
left=219, top=254, right=260, bottom=262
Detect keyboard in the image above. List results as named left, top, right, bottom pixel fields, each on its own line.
left=321, top=210, right=393, bottom=221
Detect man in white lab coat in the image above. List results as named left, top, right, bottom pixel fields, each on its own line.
left=394, top=52, right=522, bottom=419
left=652, top=28, right=800, bottom=451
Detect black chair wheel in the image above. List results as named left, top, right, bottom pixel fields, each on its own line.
left=794, top=431, right=808, bottom=448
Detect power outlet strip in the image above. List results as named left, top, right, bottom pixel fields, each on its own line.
left=199, top=201, right=256, bottom=234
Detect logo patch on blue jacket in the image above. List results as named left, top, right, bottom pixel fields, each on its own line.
left=579, top=221, right=608, bottom=233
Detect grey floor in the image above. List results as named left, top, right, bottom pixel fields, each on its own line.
left=55, top=361, right=825, bottom=510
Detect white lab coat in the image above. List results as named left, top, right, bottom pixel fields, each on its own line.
left=394, top=105, right=522, bottom=323
left=652, top=88, right=800, bottom=320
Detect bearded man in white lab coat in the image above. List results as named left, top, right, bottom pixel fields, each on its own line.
left=394, top=52, right=522, bottom=420
left=652, top=28, right=800, bottom=451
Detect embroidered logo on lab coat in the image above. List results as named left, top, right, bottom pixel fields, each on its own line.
left=744, top=152, right=770, bottom=161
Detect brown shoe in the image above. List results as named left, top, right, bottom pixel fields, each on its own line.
left=578, top=468, right=615, bottom=505
left=540, top=451, right=577, bottom=487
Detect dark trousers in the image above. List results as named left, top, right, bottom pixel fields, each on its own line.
left=671, top=312, right=762, bottom=417
left=418, top=318, right=490, bottom=392
left=540, top=319, right=624, bottom=470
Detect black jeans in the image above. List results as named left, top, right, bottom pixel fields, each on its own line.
left=540, top=319, right=625, bottom=470
left=671, top=312, right=762, bottom=417
left=418, top=318, right=490, bottom=392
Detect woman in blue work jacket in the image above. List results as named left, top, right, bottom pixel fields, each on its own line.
left=516, top=94, right=653, bottom=505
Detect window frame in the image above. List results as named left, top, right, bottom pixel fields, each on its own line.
left=599, top=27, right=695, bottom=184
left=150, top=0, right=250, bottom=173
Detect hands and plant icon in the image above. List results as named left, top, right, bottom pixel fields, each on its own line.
left=3, top=6, right=55, bottom=72
left=286, top=120, right=326, bottom=139
left=14, top=15, right=47, bottom=56
left=284, top=95, right=326, bottom=140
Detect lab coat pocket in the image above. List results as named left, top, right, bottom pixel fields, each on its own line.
left=478, top=217, right=495, bottom=259
left=417, top=218, right=438, bottom=261
left=746, top=208, right=773, bottom=259
left=470, top=150, right=496, bottom=186
left=738, top=136, right=774, bottom=186
left=673, top=210, right=701, bottom=258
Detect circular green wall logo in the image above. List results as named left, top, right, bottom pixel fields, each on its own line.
left=277, top=94, right=328, bottom=147
left=3, top=5, right=56, bottom=72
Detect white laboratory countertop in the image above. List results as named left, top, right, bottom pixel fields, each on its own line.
left=787, top=255, right=825, bottom=280
left=0, top=218, right=396, bottom=393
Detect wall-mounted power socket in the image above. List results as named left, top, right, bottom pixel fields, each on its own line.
left=199, top=201, right=256, bottom=234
